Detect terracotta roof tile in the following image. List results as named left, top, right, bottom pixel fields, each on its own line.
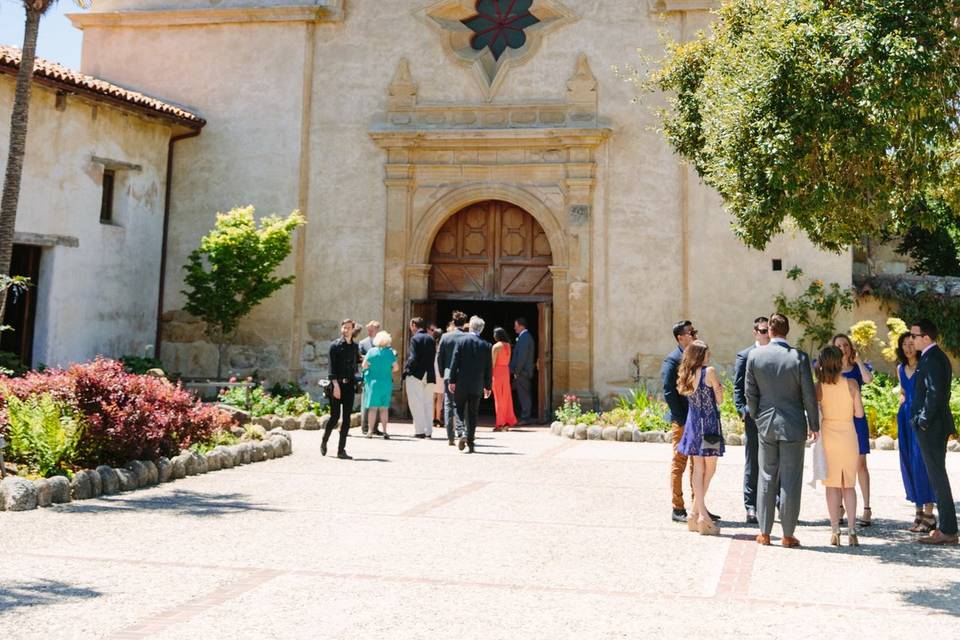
left=0, top=45, right=204, bottom=127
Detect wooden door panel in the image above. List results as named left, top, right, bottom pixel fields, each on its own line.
left=538, top=302, right=552, bottom=423
left=429, top=200, right=553, bottom=300
left=500, top=265, right=551, bottom=297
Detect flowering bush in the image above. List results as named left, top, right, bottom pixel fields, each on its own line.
left=861, top=373, right=900, bottom=438
left=219, top=383, right=327, bottom=417
left=555, top=394, right=582, bottom=423
left=1, top=358, right=234, bottom=467
left=880, top=317, right=909, bottom=363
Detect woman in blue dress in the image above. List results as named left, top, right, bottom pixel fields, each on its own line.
left=362, top=331, right=399, bottom=440
left=832, top=333, right=874, bottom=526
left=676, top=340, right=725, bottom=536
left=895, top=332, right=938, bottom=532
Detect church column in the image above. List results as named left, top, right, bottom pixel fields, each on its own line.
left=549, top=266, right=570, bottom=403
left=382, top=149, right=414, bottom=358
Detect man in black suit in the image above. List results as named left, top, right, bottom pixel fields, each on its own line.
left=510, top=317, right=536, bottom=424
left=403, top=317, right=437, bottom=439
left=909, top=319, right=958, bottom=545
left=437, top=310, right=470, bottom=446
left=449, top=315, right=492, bottom=454
left=663, top=320, right=697, bottom=522
left=734, top=316, right=770, bottom=523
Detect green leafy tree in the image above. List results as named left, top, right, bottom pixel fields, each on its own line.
left=774, top=267, right=854, bottom=353
left=181, top=206, right=305, bottom=379
left=649, top=0, right=960, bottom=251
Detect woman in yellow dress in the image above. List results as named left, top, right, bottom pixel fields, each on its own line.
left=815, top=346, right=865, bottom=547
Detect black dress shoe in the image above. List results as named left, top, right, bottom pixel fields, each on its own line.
left=467, top=442, right=475, bottom=453
left=373, top=428, right=384, bottom=436
left=415, top=434, right=427, bottom=439
left=746, top=507, right=758, bottom=524
left=672, top=509, right=688, bottom=523
left=448, top=437, right=455, bottom=446
left=458, top=437, right=467, bottom=451
left=321, top=441, right=328, bottom=457
left=708, top=511, right=722, bottom=522
left=337, top=451, right=352, bottom=460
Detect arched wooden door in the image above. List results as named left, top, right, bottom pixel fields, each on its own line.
left=428, top=200, right=553, bottom=301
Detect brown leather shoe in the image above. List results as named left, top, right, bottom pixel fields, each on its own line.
left=917, top=529, right=960, bottom=545
left=781, top=536, right=801, bottom=548
left=756, top=534, right=771, bottom=546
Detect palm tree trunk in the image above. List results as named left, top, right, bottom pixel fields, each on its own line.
left=0, top=6, right=44, bottom=318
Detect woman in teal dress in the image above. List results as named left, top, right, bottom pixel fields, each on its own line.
left=362, top=331, right=399, bottom=439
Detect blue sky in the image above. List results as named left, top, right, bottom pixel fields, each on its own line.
left=0, top=1, right=86, bottom=69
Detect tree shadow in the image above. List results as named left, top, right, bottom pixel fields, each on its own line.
left=0, top=580, right=102, bottom=612
left=52, top=490, right=281, bottom=518
left=796, top=517, right=960, bottom=568
left=899, top=582, right=960, bottom=617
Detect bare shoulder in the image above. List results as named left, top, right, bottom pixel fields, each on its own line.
left=847, top=378, right=860, bottom=394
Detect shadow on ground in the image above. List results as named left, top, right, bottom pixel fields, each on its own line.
left=0, top=580, right=102, bottom=612
left=900, top=582, right=960, bottom=617
left=52, top=490, right=281, bottom=518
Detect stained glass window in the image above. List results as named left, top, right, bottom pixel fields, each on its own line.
left=461, top=0, right=540, bottom=61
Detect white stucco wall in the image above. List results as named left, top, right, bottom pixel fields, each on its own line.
left=0, top=78, right=173, bottom=367
left=76, top=0, right=852, bottom=394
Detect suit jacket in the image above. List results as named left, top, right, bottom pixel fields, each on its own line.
left=437, top=329, right=469, bottom=380
left=403, top=329, right=437, bottom=383
left=745, top=340, right=819, bottom=442
left=358, top=336, right=374, bottom=358
left=911, top=344, right=955, bottom=438
left=449, top=332, right=493, bottom=396
left=734, top=344, right=755, bottom=417
left=510, top=330, right=536, bottom=378
left=660, top=346, right=688, bottom=425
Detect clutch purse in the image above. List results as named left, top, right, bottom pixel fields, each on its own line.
left=701, top=433, right=723, bottom=451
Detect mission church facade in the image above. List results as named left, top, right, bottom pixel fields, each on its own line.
left=49, top=0, right=850, bottom=415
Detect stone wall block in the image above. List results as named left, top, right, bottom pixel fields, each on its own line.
left=205, top=451, right=222, bottom=472
left=48, top=476, right=71, bottom=503
left=300, top=413, right=319, bottom=430
left=601, top=426, right=618, bottom=441
left=617, top=428, right=632, bottom=442
left=318, top=414, right=331, bottom=431
left=70, top=470, right=93, bottom=500
left=574, top=424, right=588, bottom=440
left=34, top=478, right=52, bottom=507
left=115, top=468, right=137, bottom=492
left=143, top=461, right=159, bottom=485
left=97, top=466, right=119, bottom=494
left=125, top=461, right=150, bottom=486
left=171, top=457, right=187, bottom=479
left=876, top=435, right=895, bottom=450
left=2, top=477, right=38, bottom=511
left=562, top=424, right=575, bottom=438
left=156, top=458, right=173, bottom=483
left=632, top=428, right=644, bottom=442
left=586, top=425, right=602, bottom=440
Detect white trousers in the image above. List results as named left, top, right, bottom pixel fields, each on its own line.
left=405, top=374, right=434, bottom=436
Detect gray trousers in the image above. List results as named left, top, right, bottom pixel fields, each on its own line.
left=757, top=438, right=805, bottom=537
left=513, top=373, right=533, bottom=421
left=443, top=380, right=464, bottom=439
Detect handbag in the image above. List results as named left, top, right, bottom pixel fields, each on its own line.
left=701, top=432, right=723, bottom=452
left=807, top=436, right=828, bottom=488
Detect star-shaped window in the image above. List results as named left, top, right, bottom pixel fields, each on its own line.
left=461, top=0, right=541, bottom=61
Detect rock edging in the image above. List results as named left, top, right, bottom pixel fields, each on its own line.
left=243, top=412, right=361, bottom=432
left=0, top=429, right=293, bottom=513
left=548, top=422, right=955, bottom=452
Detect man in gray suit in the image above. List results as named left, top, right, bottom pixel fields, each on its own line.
left=510, top=317, right=536, bottom=424
left=745, top=313, right=819, bottom=548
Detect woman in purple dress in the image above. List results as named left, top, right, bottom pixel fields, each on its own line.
left=832, top=333, right=874, bottom=526
left=676, top=340, right=725, bottom=536
left=896, top=333, right=937, bottom=532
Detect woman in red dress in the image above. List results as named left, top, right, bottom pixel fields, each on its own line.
left=491, top=327, right=518, bottom=432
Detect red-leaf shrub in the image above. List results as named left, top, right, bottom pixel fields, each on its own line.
left=0, top=358, right=235, bottom=467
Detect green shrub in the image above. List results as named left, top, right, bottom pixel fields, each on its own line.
left=575, top=411, right=600, bottom=426
left=555, top=394, right=582, bottom=424
left=219, top=383, right=327, bottom=417
left=3, top=393, right=84, bottom=477
left=190, top=429, right=240, bottom=455
left=120, top=355, right=164, bottom=375
left=862, top=373, right=899, bottom=438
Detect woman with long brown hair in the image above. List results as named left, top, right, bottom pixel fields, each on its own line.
left=832, top=333, right=873, bottom=526
left=816, top=345, right=864, bottom=546
left=675, top=340, right=725, bottom=535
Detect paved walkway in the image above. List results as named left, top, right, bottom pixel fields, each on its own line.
left=3, top=425, right=959, bottom=639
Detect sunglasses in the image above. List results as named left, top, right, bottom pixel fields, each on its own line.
left=684, top=329, right=698, bottom=336
left=756, top=328, right=769, bottom=334
left=909, top=332, right=926, bottom=339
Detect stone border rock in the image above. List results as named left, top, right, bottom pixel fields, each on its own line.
left=248, top=412, right=361, bottom=432
left=549, top=422, right=958, bottom=453
left=0, top=429, right=293, bottom=513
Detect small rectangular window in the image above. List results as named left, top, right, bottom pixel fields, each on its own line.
left=772, top=259, right=783, bottom=271
left=100, top=169, right=115, bottom=223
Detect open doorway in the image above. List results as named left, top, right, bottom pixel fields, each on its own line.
left=0, top=244, right=41, bottom=369
left=434, top=299, right=539, bottom=422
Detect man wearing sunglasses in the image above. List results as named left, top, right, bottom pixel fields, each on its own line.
left=663, top=320, right=719, bottom=523
left=909, top=319, right=958, bottom=545
left=734, top=316, right=771, bottom=524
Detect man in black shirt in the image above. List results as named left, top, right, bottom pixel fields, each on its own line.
left=323, top=318, right=360, bottom=459
left=403, top=317, right=437, bottom=438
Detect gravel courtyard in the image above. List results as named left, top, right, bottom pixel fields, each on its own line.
left=3, top=425, right=959, bottom=639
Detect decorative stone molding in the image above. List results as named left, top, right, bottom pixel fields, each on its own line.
left=13, top=231, right=79, bottom=248
left=67, top=2, right=344, bottom=28
left=648, top=0, right=719, bottom=12
left=422, top=0, right=578, bottom=101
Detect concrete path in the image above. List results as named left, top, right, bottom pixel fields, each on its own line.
left=3, top=425, right=959, bottom=639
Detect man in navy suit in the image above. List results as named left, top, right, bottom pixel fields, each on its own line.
left=735, top=316, right=770, bottom=524
left=437, top=310, right=470, bottom=446
left=910, top=319, right=958, bottom=545
left=510, top=317, right=536, bottom=424
left=449, top=315, right=493, bottom=454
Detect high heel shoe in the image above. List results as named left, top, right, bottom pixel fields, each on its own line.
left=687, top=515, right=700, bottom=533
left=857, top=507, right=872, bottom=527
left=830, top=531, right=841, bottom=546
left=698, top=518, right=720, bottom=536
left=848, top=530, right=860, bottom=547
